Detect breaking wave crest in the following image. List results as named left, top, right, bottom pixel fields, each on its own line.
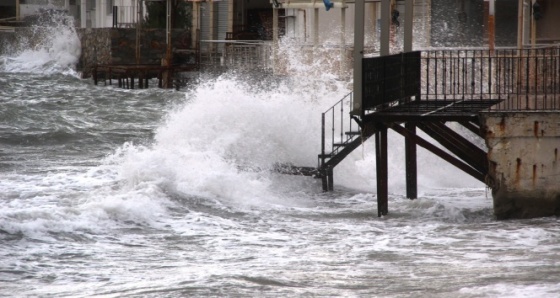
left=0, top=10, right=81, bottom=75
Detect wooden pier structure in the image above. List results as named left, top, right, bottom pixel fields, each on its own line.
left=310, top=46, right=560, bottom=217
left=92, top=63, right=199, bottom=90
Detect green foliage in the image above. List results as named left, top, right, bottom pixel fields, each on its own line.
left=143, top=0, right=192, bottom=29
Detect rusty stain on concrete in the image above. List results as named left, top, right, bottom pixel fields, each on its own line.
left=533, top=164, right=537, bottom=188
left=515, top=158, right=522, bottom=186
left=499, top=117, right=506, bottom=133
left=534, top=121, right=539, bottom=138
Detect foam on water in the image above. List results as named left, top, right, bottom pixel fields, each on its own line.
left=0, top=11, right=80, bottom=76
left=3, top=12, right=560, bottom=298
left=109, top=81, right=482, bottom=214
left=0, top=35, right=488, bottom=245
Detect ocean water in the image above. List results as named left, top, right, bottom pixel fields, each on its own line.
left=1, top=18, right=560, bottom=298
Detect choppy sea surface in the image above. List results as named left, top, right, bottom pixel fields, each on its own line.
left=1, top=19, right=560, bottom=298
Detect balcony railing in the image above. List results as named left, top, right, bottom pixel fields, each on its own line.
left=199, top=40, right=273, bottom=71
left=112, top=6, right=138, bottom=28
left=421, top=47, right=560, bottom=110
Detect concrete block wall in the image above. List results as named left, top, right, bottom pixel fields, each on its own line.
left=77, top=28, right=191, bottom=78
left=77, top=28, right=112, bottom=78
left=481, top=111, right=560, bottom=219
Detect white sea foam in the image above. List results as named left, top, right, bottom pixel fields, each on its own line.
left=106, top=41, right=484, bottom=211
left=0, top=11, right=80, bottom=75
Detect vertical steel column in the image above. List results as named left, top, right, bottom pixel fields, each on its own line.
left=405, top=122, right=417, bottom=199
left=321, top=113, right=328, bottom=191
left=376, top=128, right=389, bottom=217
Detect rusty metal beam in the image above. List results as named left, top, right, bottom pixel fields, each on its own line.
left=388, top=123, right=486, bottom=183
left=459, top=120, right=484, bottom=138
left=417, top=122, right=488, bottom=174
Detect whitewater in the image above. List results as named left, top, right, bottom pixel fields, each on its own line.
left=1, top=16, right=560, bottom=298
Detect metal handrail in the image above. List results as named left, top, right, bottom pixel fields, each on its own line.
left=319, top=92, right=359, bottom=168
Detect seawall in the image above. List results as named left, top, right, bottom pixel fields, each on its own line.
left=481, top=111, right=560, bottom=219
left=1, top=27, right=192, bottom=78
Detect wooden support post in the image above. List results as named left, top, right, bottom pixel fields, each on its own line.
left=145, top=77, right=149, bottom=88
left=375, top=127, right=389, bottom=217
left=93, top=67, right=98, bottom=85
left=405, top=122, right=417, bottom=199
left=130, top=76, right=134, bottom=89
left=139, top=75, right=144, bottom=88
left=118, top=77, right=122, bottom=88
left=322, top=173, right=329, bottom=192
left=328, top=167, right=334, bottom=191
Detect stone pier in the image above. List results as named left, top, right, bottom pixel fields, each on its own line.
left=481, top=111, right=560, bottom=219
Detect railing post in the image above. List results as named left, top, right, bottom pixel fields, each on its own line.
left=340, top=100, right=344, bottom=143
left=321, top=112, right=325, bottom=168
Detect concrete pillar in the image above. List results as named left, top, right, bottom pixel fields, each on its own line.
left=192, top=2, right=199, bottom=48
left=380, top=0, right=391, bottom=56
left=352, top=0, right=365, bottom=114
left=487, top=0, right=495, bottom=52
left=313, top=8, right=319, bottom=47
left=340, top=7, right=346, bottom=75
left=481, top=111, right=560, bottom=219
left=209, top=1, right=215, bottom=52
left=228, top=0, right=234, bottom=33
left=403, top=0, right=414, bottom=52
left=81, top=0, right=87, bottom=28
left=273, top=7, right=278, bottom=73
left=517, top=0, right=524, bottom=50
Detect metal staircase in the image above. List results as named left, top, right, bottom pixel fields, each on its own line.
left=317, top=92, right=378, bottom=191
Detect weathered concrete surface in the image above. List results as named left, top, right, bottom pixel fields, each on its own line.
left=481, top=111, right=560, bottom=219
left=76, top=28, right=111, bottom=78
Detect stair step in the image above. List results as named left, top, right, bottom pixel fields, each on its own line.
left=333, top=143, right=347, bottom=147
left=345, top=131, right=361, bottom=136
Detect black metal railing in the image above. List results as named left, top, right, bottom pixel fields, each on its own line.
left=420, top=47, right=560, bottom=110
left=319, top=92, right=360, bottom=168
left=363, top=51, right=421, bottom=110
